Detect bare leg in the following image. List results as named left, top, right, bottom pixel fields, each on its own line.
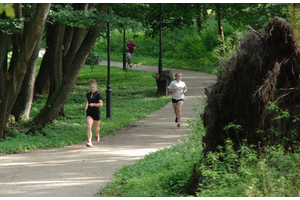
left=177, top=101, right=184, bottom=122
left=172, top=103, right=178, bottom=118
left=86, top=116, right=93, bottom=142
left=94, top=120, right=100, bottom=142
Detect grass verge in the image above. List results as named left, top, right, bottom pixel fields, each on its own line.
left=97, top=104, right=300, bottom=197
left=98, top=52, right=216, bottom=74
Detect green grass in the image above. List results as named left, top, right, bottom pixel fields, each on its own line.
left=0, top=64, right=170, bottom=154
left=97, top=105, right=206, bottom=197
left=97, top=105, right=300, bottom=197
left=98, top=52, right=215, bottom=74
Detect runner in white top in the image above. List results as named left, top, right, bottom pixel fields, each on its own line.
left=167, top=72, right=187, bottom=127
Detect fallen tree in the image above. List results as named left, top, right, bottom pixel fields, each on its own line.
left=201, top=16, right=300, bottom=154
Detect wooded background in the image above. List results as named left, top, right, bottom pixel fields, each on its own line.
left=0, top=3, right=298, bottom=138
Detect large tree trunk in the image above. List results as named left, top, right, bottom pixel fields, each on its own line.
left=8, top=3, right=23, bottom=75
left=33, top=3, right=109, bottom=129
left=0, top=3, right=51, bottom=138
left=48, top=23, right=66, bottom=116
left=0, top=32, right=11, bottom=102
left=11, top=24, right=45, bottom=121
left=34, top=22, right=54, bottom=95
left=48, top=23, right=65, bottom=100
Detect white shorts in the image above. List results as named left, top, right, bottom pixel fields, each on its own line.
left=127, top=52, right=134, bottom=57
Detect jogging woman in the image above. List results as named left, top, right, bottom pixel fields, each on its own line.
left=167, top=72, right=187, bottom=127
left=85, top=80, right=103, bottom=147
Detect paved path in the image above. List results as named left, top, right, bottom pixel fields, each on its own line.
left=0, top=61, right=216, bottom=197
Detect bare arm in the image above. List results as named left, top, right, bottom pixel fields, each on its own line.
left=168, top=86, right=177, bottom=93
left=85, top=100, right=89, bottom=112
left=183, top=86, right=187, bottom=94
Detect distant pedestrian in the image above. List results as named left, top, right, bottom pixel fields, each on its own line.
left=127, top=38, right=136, bottom=60
left=85, top=80, right=103, bottom=147
left=167, top=72, right=187, bottom=127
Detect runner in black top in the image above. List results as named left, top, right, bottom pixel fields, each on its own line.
left=85, top=80, right=103, bottom=147
left=86, top=91, right=102, bottom=120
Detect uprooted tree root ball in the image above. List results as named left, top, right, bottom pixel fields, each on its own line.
left=201, top=17, right=300, bottom=155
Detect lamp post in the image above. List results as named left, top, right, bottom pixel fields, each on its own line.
left=158, top=3, right=162, bottom=78
left=123, top=28, right=126, bottom=70
left=106, top=4, right=112, bottom=119
left=156, top=3, right=167, bottom=96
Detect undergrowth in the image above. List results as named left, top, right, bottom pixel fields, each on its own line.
left=97, top=103, right=300, bottom=197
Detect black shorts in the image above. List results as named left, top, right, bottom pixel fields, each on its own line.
left=172, top=98, right=184, bottom=103
left=87, top=112, right=101, bottom=121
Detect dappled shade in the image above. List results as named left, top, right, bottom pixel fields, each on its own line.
left=201, top=17, right=300, bottom=154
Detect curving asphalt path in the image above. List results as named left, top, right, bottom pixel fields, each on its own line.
left=0, top=61, right=216, bottom=197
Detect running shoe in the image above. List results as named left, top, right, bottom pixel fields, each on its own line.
left=86, top=141, right=93, bottom=147
left=175, top=117, right=178, bottom=123
left=95, top=135, right=100, bottom=142
left=177, top=123, right=180, bottom=127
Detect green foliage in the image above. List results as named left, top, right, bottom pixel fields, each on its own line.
left=0, top=3, right=15, bottom=17
left=98, top=103, right=300, bottom=197
left=97, top=104, right=206, bottom=197
left=197, top=141, right=300, bottom=197
left=0, top=65, right=170, bottom=154
left=0, top=18, right=23, bottom=34
left=94, top=26, right=219, bottom=73
left=48, top=4, right=106, bottom=28
left=221, top=3, right=288, bottom=30
left=94, top=15, right=250, bottom=74
left=85, top=53, right=101, bottom=72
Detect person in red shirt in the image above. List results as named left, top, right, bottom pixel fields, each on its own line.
left=127, top=38, right=137, bottom=60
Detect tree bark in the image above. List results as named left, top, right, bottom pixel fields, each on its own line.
left=33, top=3, right=109, bottom=129
left=48, top=23, right=65, bottom=100
left=8, top=3, right=23, bottom=74
left=0, top=32, right=11, bottom=103
left=0, top=3, right=51, bottom=138
left=48, top=23, right=66, bottom=116
left=34, top=23, right=53, bottom=95
left=11, top=24, right=45, bottom=121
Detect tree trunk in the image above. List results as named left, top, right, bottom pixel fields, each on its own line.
left=34, top=23, right=54, bottom=95
left=215, top=3, right=225, bottom=53
left=8, top=3, right=23, bottom=74
left=62, top=3, right=89, bottom=74
left=0, top=3, right=51, bottom=138
left=33, top=3, right=109, bottom=129
left=11, top=24, right=45, bottom=121
left=34, top=49, right=50, bottom=95
left=62, top=26, right=74, bottom=58
left=0, top=32, right=11, bottom=103
left=48, top=23, right=65, bottom=100
left=62, top=27, right=87, bottom=73
left=48, top=23, right=66, bottom=116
